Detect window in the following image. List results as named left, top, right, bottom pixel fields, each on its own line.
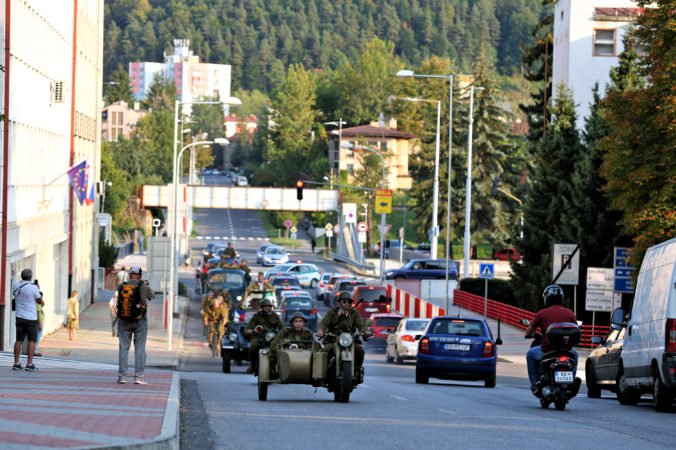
left=593, top=29, right=616, bottom=56
left=346, top=164, right=354, bottom=175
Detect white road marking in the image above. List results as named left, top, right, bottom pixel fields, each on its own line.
left=389, top=394, right=408, bottom=401
left=437, top=408, right=457, bottom=415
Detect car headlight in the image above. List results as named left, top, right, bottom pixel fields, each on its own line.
left=338, top=333, right=353, bottom=347
left=229, top=333, right=238, bottom=341
left=385, top=271, right=394, bottom=277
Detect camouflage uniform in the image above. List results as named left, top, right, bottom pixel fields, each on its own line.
left=318, top=307, right=367, bottom=370
left=246, top=310, right=283, bottom=371
left=204, top=298, right=229, bottom=344
left=269, top=326, right=316, bottom=367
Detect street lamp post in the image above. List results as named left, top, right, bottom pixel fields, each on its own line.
left=341, top=143, right=386, bottom=281
left=463, top=86, right=482, bottom=278
left=168, top=98, right=240, bottom=350
left=324, top=119, right=347, bottom=189
left=396, top=70, right=454, bottom=312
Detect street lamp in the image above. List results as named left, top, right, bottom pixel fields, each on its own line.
left=397, top=69, right=454, bottom=312
left=463, top=85, right=483, bottom=278
left=389, top=96, right=442, bottom=260
left=341, top=143, right=387, bottom=282
left=324, top=119, right=347, bottom=189
left=168, top=98, right=240, bottom=350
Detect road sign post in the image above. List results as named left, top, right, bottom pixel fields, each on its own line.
left=479, top=263, right=495, bottom=318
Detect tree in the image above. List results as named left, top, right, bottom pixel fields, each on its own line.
left=142, top=73, right=176, bottom=112
left=511, top=88, right=583, bottom=310
left=600, top=1, right=676, bottom=268
left=105, top=67, right=134, bottom=106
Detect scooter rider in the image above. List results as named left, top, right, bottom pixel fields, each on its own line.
left=269, top=312, right=315, bottom=369
left=245, top=298, right=283, bottom=374
left=317, top=291, right=372, bottom=374
left=524, top=284, right=578, bottom=394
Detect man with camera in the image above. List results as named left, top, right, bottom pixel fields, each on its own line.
left=12, top=268, right=44, bottom=371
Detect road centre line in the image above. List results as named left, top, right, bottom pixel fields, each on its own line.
left=389, top=394, right=408, bottom=401
left=437, top=408, right=457, bottom=415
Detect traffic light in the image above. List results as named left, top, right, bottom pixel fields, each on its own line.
left=296, top=180, right=304, bottom=200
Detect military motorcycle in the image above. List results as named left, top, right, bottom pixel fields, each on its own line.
left=220, top=315, right=248, bottom=374
left=523, top=319, right=582, bottom=410
left=257, top=330, right=367, bottom=403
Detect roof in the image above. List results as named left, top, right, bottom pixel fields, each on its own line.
left=594, top=7, right=645, bottom=21
left=331, top=125, right=415, bottom=140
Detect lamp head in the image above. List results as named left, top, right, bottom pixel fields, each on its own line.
left=214, top=138, right=229, bottom=145
left=396, top=69, right=415, bottom=77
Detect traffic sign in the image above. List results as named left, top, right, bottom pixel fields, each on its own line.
left=358, top=231, right=367, bottom=243
left=325, top=223, right=333, bottom=231
left=586, top=268, right=614, bottom=290
left=290, top=226, right=297, bottom=233
left=284, top=219, right=292, bottom=228
left=343, top=203, right=357, bottom=224
left=552, top=243, right=580, bottom=285
left=357, top=222, right=368, bottom=232
left=586, top=289, right=622, bottom=312
left=374, top=189, right=392, bottom=214
left=614, top=247, right=634, bottom=293
left=152, top=218, right=161, bottom=228
left=479, top=263, right=495, bottom=279
left=325, top=229, right=333, bottom=238
left=291, top=232, right=297, bottom=240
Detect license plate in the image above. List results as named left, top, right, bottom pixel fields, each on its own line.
left=554, top=371, right=574, bottom=383
left=444, top=344, right=470, bottom=351
left=365, top=307, right=378, bottom=312
left=222, top=346, right=234, bottom=349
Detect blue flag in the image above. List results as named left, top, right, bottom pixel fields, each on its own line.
left=66, top=160, right=91, bottom=206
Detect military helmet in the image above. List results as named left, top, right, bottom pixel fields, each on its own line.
left=260, top=298, right=274, bottom=307
left=290, top=311, right=307, bottom=324
left=337, top=291, right=353, bottom=303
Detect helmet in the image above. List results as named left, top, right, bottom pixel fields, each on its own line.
left=260, top=298, right=274, bottom=307
left=337, top=291, right=353, bottom=303
left=543, top=284, right=564, bottom=306
left=129, top=266, right=142, bottom=276
left=290, top=311, right=307, bottom=324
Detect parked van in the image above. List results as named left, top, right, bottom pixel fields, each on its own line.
left=615, top=237, right=676, bottom=411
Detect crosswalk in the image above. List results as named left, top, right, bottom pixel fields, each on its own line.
left=0, top=353, right=117, bottom=371
left=196, top=236, right=270, bottom=241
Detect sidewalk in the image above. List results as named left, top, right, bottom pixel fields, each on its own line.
left=0, top=253, right=190, bottom=449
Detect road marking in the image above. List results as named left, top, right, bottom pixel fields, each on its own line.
left=389, top=394, right=407, bottom=401
left=437, top=408, right=457, bottom=415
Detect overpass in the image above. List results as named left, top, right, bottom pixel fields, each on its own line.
left=141, top=184, right=339, bottom=211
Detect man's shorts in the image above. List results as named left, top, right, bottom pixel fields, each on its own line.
left=15, top=318, right=38, bottom=342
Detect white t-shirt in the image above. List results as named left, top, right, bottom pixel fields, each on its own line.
left=14, top=281, right=41, bottom=321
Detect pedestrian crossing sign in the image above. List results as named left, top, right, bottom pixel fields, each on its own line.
left=479, top=263, right=495, bottom=279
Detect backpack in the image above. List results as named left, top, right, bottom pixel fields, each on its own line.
left=117, top=281, right=145, bottom=321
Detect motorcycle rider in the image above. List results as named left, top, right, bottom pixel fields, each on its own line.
left=317, top=291, right=372, bottom=374
left=269, top=311, right=315, bottom=370
left=245, top=298, right=283, bottom=374
left=524, top=284, right=578, bottom=394
left=204, top=294, right=229, bottom=348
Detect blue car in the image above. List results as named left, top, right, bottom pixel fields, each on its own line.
left=385, top=259, right=459, bottom=280
left=416, top=317, right=498, bottom=388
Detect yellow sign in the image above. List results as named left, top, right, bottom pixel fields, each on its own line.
left=375, top=192, right=392, bottom=214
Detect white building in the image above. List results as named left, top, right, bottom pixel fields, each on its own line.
left=0, top=1, right=104, bottom=350
left=553, top=0, right=644, bottom=127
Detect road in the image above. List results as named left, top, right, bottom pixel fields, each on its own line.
left=178, top=188, right=675, bottom=449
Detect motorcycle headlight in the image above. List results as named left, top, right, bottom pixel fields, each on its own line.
left=338, top=333, right=353, bottom=347
left=265, top=331, right=276, bottom=342
left=229, top=333, right=238, bottom=341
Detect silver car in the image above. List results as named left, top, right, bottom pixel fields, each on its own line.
left=256, top=244, right=273, bottom=264
left=262, top=246, right=289, bottom=266
left=386, top=318, right=430, bottom=364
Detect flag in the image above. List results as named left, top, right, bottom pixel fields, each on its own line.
left=66, top=160, right=93, bottom=206
left=84, top=162, right=96, bottom=206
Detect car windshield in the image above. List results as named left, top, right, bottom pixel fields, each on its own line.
left=208, top=272, right=244, bottom=285
left=286, top=298, right=313, bottom=308
left=356, top=288, right=388, bottom=302
left=268, top=248, right=285, bottom=255
left=375, top=317, right=402, bottom=328
left=430, top=319, right=485, bottom=336
left=338, top=282, right=365, bottom=292
left=405, top=320, right=430, bottom=331
left=272, top=277, right=299, bottom=286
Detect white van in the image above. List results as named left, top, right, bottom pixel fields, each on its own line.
left=236, top=176, right=248, bottom=187
left=615, top=237, right=676, bottom=411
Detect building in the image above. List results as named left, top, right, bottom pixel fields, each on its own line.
left=224, top=114, right=258, bottom=140
left=0, top=1, right=104, bottom=350
left=553, top=0, right=644, bottom=127
left=129, top=39, right=232, bottom=107
left=328, top=119, right=416, bottom=190
left=101, top=101, right=146, bottom=141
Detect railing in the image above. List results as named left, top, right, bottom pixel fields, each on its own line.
left=453, top=290, right=609, bottom=348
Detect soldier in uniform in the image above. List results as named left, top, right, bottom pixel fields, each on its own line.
left=239, top=259, right=252, bottom=285
left=204, top=295, right=229, bottom=349
left=317, top=290, right=372, bottom=374
left=224, top=242, right=237, bottom=259
left=245, top=298, right=283, bottom=374
left=246, top=272, right=273, bottom=297
left=269, top=312, right=315, bottom=369
left=200, top=291, right=215, bottom=318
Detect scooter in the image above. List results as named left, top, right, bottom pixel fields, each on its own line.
left=523, top=319, right=582, bottom=410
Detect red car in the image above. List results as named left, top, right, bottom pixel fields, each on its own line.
left=353, top=285, right=391, bottom=319
left=368, top=313, right=405, bottom=341
left=494, top=247, right=520, bottom=262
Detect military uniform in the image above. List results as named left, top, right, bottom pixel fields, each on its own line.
left=204, top=298, right=229, bottom=344
left=269, top=326, right=316, bottom=366
left=318, top=307, right=367, bottom=370
left=246, top=310, right=284, bottom=371
left=224, top=245, right=237, bottom=259
left=245, top=280, right=274, bottom=298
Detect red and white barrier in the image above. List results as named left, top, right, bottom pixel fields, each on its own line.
left=386, top=283, right=446, bottom=319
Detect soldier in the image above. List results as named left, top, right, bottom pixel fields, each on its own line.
left=246, top=272, right=273, bottom=297
left=317, top=290, right=372, bottom=374
left=239, top=259, right=252, bottom=284
left=245, top=298, right=283, bottom=374
left=269, top=312, right=315, bottom=370
left=223, top=242, right=237, bottom=259
left=204, top=294, right=229, bottom=349
left=200, top=291, right=216, bottom=317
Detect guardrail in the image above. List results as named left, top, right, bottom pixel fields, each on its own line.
left=329, top=252, right=376, bottom=276
left=453, top=290, right=609, bottom=348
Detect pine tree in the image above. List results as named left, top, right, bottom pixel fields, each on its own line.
left=105, top=67, right=134, bottom=106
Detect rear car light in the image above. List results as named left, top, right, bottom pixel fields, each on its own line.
left=386, top=304, right=391, bottom=312
left=666, top=319, right=676, bottom=353
left=419, top=337, right=430, bottom=354
left=401, top=335, right=415, bottom=342
left=557, top=355, right=570, bottom=362
left=482, top=341, right=494, bottom=357
left=310, top=309, right=317, bottom=315
left=319, top=282, right=325, bottom=288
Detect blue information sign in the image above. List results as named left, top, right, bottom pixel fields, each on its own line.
left=479, top=263, right=495, bottom=279
left=614, top=247, right=634, bottom=293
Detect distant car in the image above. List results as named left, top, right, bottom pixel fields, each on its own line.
left=329, top=279, right=366, bottom=307
left=278, top=290, right=318, bottom=331
left=386, top=318, right=431, bottom=364
left=316, top=273, right=334, bottom=301
left=585, top=323, right=626, bottom=399
left=368, top=313, right=404, bottom=342
left=323, top=274, right=354, bottom=306
left=414, top=243, right=431, bottom=255
left=236, top=176, right=248, bottom=186
left=256, top=244, right=273, bottom=264
left=385, top=259, right=459, bottom=280
left=270, top=275, right=301, bottom=297
left=416, top=317, right=498, bottom=388
left=493, top=247, right=519, bottom=262
left=352, top=285, right=391, bottom=319
left=203, top=241, right=226, bottom=261
left=262, top=246, right=289, bottom=266
left=265, top=263, right=321, bottom=288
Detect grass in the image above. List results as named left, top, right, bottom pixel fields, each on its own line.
left=260, top=212, right=304, bottom=248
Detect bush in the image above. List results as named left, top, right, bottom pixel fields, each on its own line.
left=99, top=233, right=117, bottom=268
left=459, top=278, right=517, bottom=307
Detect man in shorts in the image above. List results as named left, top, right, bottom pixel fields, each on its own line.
left=12, top=268, right=44, bottom=371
